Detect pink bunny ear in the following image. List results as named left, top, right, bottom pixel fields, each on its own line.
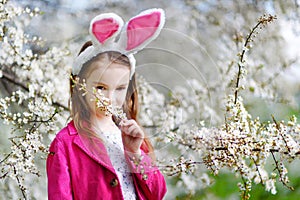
left=92, top=19, right=119, bottom=44
left=125, top=8, right=165, bottom=51
left=89, top=13, right=124, bottom=45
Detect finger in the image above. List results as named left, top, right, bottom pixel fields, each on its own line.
left=129, top=126, right=144, bottom=138
left=134, top=129, right=144, bottom=138
left=120, top=125, right=129, bottom=133
left=127, top=126, right=138, bottom=137
left=127, top=124, right=135, bottom=132
left=122, top=126, right=136, bottom=137
left=120, top=119, right=135, bottom=127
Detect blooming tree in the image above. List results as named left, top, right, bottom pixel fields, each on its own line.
left=0, top=0, right=70, bottom=198
left=0, top=0, right=300, bottom=199
left=136, top=14, right=300, bottom=200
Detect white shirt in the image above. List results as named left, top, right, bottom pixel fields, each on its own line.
left=101, top=129, right=137, bottom=200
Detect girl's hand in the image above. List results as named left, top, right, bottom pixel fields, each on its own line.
left=119, top=119, right=144, bottom=155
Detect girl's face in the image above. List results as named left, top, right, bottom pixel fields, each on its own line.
left=84, top=60, right=130, bottom=118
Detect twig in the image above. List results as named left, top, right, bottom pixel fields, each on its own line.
left=1, top=70, right=69, bottom=110
left=234, top=15, right=277, bottom=104
left=271, top=115, right=292, bottom=154
left=14, top=166, right=27, bottom=199
left=270, top=151, right=294, bottom=191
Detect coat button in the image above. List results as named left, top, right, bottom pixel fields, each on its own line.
left=142, top=174, right=148, bottom=180
left=110, top=178, right=118, bottom=187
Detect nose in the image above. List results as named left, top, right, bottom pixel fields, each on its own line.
left=106, top=90, right=116, bottom=105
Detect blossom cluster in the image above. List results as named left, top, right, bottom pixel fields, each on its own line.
left=182, top=95, right=299, bottom=198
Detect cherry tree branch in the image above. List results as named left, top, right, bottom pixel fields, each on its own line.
left=1, top=70, right=69, bottom=111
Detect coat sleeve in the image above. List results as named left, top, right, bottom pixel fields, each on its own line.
left=126, top=150, right=167, bottom=200
left=47, top=137, right=73, bottom=200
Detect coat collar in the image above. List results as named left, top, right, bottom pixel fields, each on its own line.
left=67, top=121, right=115, bottom=172
left=67, top=120, right=78, bottom=135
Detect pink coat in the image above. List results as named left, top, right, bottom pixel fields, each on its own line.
left=47, top=121, right=167, bottom=200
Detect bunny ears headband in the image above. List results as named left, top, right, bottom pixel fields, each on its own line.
left=72, top=8, right=165, bottom=79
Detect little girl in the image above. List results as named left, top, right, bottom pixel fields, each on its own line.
left=47, top=9, right=167, bottom=200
